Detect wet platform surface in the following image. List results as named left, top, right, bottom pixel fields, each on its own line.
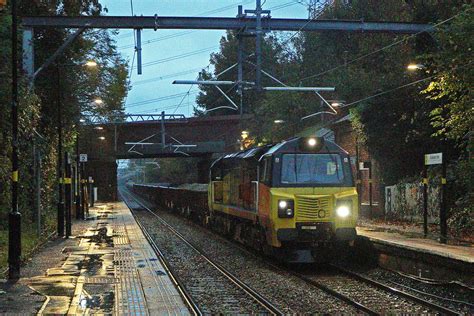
left=25, top=202, right=189, bottom=315
left=357, top=226, right=473, bottom=264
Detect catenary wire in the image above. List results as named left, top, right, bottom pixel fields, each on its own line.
left=126, top=91, right=200, bottom=108
left=173, top=84, right=194, bottom=114
left=115, top=1, right=256, bottom=41
left=132, top=65, right=210, bottom=86
left=131, top=46, right=218, bottom=69
left=299, top=8, right=470, bottom=82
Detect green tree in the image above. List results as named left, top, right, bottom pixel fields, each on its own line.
left=422, top=5, right=473, bottom=142
left=0, top=1, right=129, bottom=268
left=195, top=30, right=288, bottom=117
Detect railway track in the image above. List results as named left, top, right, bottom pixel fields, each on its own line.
left=126, top=188, right=463, bottom=315
left=329, top=266, right=461, bottom=315
left=120, top=189, right=283, bottom=315
left=291, top=268, right=459, bottom=315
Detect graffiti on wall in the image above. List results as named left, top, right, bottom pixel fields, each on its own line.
left=385, top=182, right=440, bottom=222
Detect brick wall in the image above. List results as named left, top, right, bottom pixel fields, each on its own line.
left=332, top=119, right=383, bottom=218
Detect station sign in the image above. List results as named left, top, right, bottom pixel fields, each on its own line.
left=424, top=152, right=442, bottom=165
left=359, top=161, right=371, bottom=170
left=79, top=154, right=88, bottom=162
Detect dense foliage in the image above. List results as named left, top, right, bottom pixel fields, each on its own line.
left=0, top=1, right=129, bottom=267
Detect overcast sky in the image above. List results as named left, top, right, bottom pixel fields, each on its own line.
left=99, top=0, right=310, bottom=117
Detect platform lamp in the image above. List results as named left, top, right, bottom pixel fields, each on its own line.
left=407, top=63, right=425, bottom=71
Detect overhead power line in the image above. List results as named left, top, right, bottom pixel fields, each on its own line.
left=118, top=30, right=195, bottom=49
left=131, top=46, right=218, bottom=69
left=341, top=76, right=435, bottom=108
left=299, top=8, right=469, bottom=82
left=115, top=0, right=255, bottom=41
left=132, top=66, right=209, bottom=86
left=124, top=0, right=316, bottom=113
left=116, top=1, right=300, bottom=47
left=127, top=100, right=194, bottom=114
left=173, top=84, right=194, bottom=114
left=126, top=90, right=200, bottom=108
left=341, top=60, right=473, bottom=108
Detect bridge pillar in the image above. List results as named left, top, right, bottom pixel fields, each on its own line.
left=197, top=156, right=213, bottom=184
left=85, top=160, right=118, bottom=202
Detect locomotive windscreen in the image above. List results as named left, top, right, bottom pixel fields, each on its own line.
left=280, top=153, right=345, bottom=184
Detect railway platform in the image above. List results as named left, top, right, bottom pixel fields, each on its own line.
left=356, top=223, right=473, bottom=282
left=357, top=226, right=473, bottom=263
left=0, top=202, right=189, bottom=315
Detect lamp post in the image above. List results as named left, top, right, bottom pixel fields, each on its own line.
left=64, top=151, right=72, bottom=237
left=75, top=126, right=82, bottom=220
left=56, top=63, right=65, bottom=237
left=58, top=61, right=98, bottom=232
left=9, top=0, right=21, bottom=280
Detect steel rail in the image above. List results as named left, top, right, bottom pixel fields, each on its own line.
left=331, top=265, right=460, bottom=316
left=121, top=188, right=283, bottom=316
left=291, top=271, right=379, bottom=315
left=119, top=190, right=203, bottom=316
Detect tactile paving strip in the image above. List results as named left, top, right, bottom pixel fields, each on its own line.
left=114, top=249, right=148, bottom=315
left=84, top=276, right=120, bottom=284
left=117, top=204, right=190, bottom=315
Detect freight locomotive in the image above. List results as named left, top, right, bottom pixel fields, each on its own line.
left=133, top=136, right=358, bottom=263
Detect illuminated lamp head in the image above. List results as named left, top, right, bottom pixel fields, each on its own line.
left=298, top=137, right=324, bottom=152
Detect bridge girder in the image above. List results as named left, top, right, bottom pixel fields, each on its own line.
left=23, top=16, right=431, bottom=34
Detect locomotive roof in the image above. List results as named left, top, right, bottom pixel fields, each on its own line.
left=215, top=137, right=347, bottom=166
left=264, top=137, right=348, bottom=156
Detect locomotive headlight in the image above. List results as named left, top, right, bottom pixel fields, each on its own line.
left=336, top=205, right=350, bottom=218
left=278, top=199, right=294, bottom=218
left=278, top=200, right=288, bottom=209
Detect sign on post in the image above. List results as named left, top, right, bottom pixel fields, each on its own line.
left=79, top=154, right=88, bottom=162
left=424, top=152, right=442, bottom=165
left=422, top=151, right=447, bottom=244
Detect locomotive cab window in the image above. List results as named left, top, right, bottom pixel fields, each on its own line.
left=259, top=156, right=272, bottom=185
left=280, top=154, right=345, bottom=184
left=210, top=166, right=222, bottom=181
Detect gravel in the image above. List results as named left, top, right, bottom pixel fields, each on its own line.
left=129, top=192, right=358, bottom=314
left=302, top=271, right=434, bottom=314
left=135, top=210, right=273, bottom=314
left=357, top=267, right=474, bottom=314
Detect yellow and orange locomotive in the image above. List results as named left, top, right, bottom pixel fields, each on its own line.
left=134, top=136, right=358, bottom=263
left=208, top=136, right=358, bottom=262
